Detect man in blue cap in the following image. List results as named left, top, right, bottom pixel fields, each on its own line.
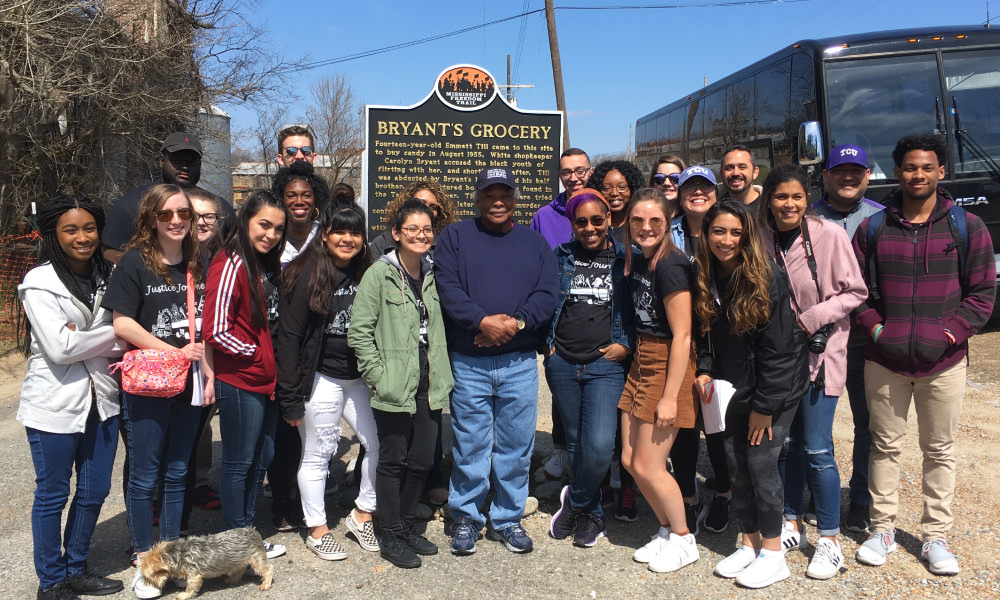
left=812, top=144, right=883, bottom=534
left=434, top=166, right=559, bottom=556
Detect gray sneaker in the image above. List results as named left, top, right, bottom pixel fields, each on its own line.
left=921, top=539, right=959, bottom=575
left=855, top=530, right=896, bottom=566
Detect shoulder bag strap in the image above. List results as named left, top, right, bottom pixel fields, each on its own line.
left=187, top=270, right=197, bottom=342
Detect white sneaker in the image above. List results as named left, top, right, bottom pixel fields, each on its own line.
left=735, top=551, right=790, bottom=589
left=131, top=562, right=162, bottom=599
left=648, top=532, right=700, bottom=573
left=780, top=521, right=808, bottom=553
left=633, top=526, right=670, bottom=563
left=714, top=545, right=758, bottom=578
left=921, top=539, right=960, bottom=575
left=806, top=538, right=845, bottom=579
left=544, top=448, right=570, bottom=479
left=263, top=540, right=286, bottom=559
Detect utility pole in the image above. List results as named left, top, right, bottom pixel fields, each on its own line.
left=544, top=0, right=570, bottom=150
left=507, top=54, right=513, bottom=103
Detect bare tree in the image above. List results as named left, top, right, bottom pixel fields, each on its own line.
left=0, top=0, right=293, bottom=234
left=306, top=74, right=363, bottom=190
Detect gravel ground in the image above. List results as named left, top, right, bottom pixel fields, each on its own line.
left=0, top=331, right=998, bottom=599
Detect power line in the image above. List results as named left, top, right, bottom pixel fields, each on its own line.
left=289, top=1, right=816, bottom=73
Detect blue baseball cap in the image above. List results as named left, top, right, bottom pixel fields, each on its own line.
left=826, top=144, right=868, bottom=169
left=475, top=166, right=517, bottom=190
left=677, top=165, right=718, bottom=188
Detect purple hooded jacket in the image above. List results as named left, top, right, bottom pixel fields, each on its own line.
left=530, top=191, right=573, bottom=249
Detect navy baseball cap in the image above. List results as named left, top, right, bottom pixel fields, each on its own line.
left=161, top=132, right=202, bottom=156
left=677, top=165, right=718, bottom=188
left=826, top=144, right=868, bottom=169
left=475, top=166, right=517, bottom=190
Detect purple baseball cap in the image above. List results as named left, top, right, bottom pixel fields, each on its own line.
left=475, top=166, right=517, bottom=190
left=677, top=165, right=718, bottom=188
left=826, top=144, right=868, bottom=170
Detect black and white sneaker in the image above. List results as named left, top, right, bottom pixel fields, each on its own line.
left=263, top=540, right=287, bottom=559
left=702, top=494, right=731, bottom=533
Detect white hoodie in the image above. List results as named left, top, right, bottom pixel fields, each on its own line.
left=17, top=263, right=126, bottom=434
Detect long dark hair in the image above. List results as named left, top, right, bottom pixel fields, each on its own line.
left=18, top=195, right=114, bottom=356
left=758, top=163, right=814, bottom=233
left=280, top=203, right=372, bottom=314
left=222, top=190, right=286, bottom=329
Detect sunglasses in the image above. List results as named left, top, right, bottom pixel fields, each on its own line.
left=652, top=173, right=680, bottom=185
left=680, top=182, right=716, bottom=193
left=629, top=216, right=666, bottom=231
left=573, top=215, right=606, bottom=228
left=156, top=208, right=193, bottom=222
left=283, top=145, right=313, bottom=156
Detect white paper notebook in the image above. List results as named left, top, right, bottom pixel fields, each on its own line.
left=701, top=379, right=735, bottom=434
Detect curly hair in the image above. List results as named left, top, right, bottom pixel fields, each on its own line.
left=382, top=179, right=458, bottom=234
left=123, top=184, right=201, bottom=284
left=891, top=133, right=946, bottom=168
left=694, top=200, right=772, bottom=335
left=271, top=161, right=331, bottom=213
left=586, top=160, right=644, bottom=204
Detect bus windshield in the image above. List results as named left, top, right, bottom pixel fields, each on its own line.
left=826, top=48, right=1000, bottom=183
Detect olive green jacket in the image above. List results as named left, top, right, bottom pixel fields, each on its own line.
left=348, top=252, right=453, bottom=413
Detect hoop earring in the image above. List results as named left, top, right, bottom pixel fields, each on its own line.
left=359, top=244, right=367, bottom=257
left=311, top=207, right=320, bottom=221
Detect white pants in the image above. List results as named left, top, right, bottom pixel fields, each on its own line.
left=298, top=373, right=378, bottom=528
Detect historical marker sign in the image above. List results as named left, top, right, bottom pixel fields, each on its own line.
left=363, top=64, right=563, bottom=240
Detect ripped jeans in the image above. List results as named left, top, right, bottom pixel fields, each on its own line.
left=779, top=387, right=841, bottom=536
left=298, top=374, right=378, bottom=528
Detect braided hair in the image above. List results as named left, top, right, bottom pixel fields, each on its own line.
left=18, top=195, right=113, bottom=356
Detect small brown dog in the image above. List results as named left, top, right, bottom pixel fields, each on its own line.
left=139, top=527, right=273, bottom=599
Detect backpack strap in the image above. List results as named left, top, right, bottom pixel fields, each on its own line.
left=864, top=209, right=886, bottom=304
left=946, top=205, right=968, bottom=275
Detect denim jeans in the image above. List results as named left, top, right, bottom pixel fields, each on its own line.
left=216, top=380, right=277, bottom=530
left=124, top=391, right=201, bottom=552
left=545, top=352, right=624, bottom=516
left=27, top=411, right=119, bottom=590
left=449, top=350, right=538, bottom=531
left=780, top=387, right=841, bottom=536
left=845, top=345, right=872, bottom=506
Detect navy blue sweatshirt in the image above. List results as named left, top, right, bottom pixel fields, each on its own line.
left=434, top=218, right=559, bottom=356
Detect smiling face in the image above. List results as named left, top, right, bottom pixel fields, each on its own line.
left=155, top=192, right=192, bottom=246
left=679, top=177, right=718, bottom=217
left=392, top=212, right=434, bottom=259
left=56, top=208, right=99, bottom=274
left=707, top=212, right=744, bottom=275
left=601, top=169, right=631, bottom=214
left=324, top=226, right=363, bottom=268
left=558, top=154, right=592, bottom=195
left=248, top=205, right=286, bottom=255
left=476, top=183, right=516, bottom=231
left=283, top=179, right=316, bottom=227
left=655, top=163, right=683, bottom=201
left=629, top=200, right=668, bottom=257
left=571, top=200, right=609, bottom=252
left=821, top=164, right=869, bottom=209
left=768, top=180, right=810, bottom=232
left=721, top=149, right=758, bottom=195
left=191, top=197, right=218, bottom=243
left=895, top=149, right=944, bottom=203
left=277, top=134, right=315, bottom=166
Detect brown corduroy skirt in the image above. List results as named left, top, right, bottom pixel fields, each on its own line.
left=618, top=333, right=698, bottom=427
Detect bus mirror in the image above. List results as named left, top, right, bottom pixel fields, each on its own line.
left=798, top=121, right=824, bottom=166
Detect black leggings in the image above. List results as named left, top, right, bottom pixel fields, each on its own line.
left=670, top=428, right=731, bottom=499
left=723, top=407, right=796, bottom=540
left=372, top=352, right=440, bottom=532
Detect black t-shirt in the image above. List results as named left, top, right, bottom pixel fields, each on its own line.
left=776, top=227, right=801, bottom=253
left=554, top=245, right=615, bottom=363
left=102, top=249, right=203, bottom=348
left=630, top=250, right=693, bottom=338
left=681, top=217, right=701, bottom=258
left=317, top=272, right=360, bottom=379
left=72, top=271, right=97, bottom=306
left=403, top=268, right=429, bottom=348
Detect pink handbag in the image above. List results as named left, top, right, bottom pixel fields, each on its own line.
left=111, top=271, right=196, bottom=398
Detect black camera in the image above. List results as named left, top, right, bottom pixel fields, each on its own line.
left=808, top=324, right=834, bottom=355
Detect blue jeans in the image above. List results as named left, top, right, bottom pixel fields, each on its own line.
left=216, top=380, right=277, bottom=530
left=545, top=353, right=624, bottom=516
left=845, top=345, right=872, bottom=506
left=27, top=411, right=119, bottom=590
left=448, top=350, right=538, bottom=531
left=780, top=387, right=841, bottom=536
left=124, top=391, right=201, bottom=552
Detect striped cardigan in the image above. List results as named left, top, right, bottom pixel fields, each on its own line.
left=851, top=188, right=996, bottom=377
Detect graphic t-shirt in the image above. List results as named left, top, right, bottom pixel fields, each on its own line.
left=317, top=272, right=360, bottom=379
left=72, top=271, right=97, bottom=306
left=403, top=268, right=429, bottom=348
left=630, top=250, right=692, bottom=338
left=554, top=245, right=615, bottom=363
left=103, top=250, right=203, bottom=348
